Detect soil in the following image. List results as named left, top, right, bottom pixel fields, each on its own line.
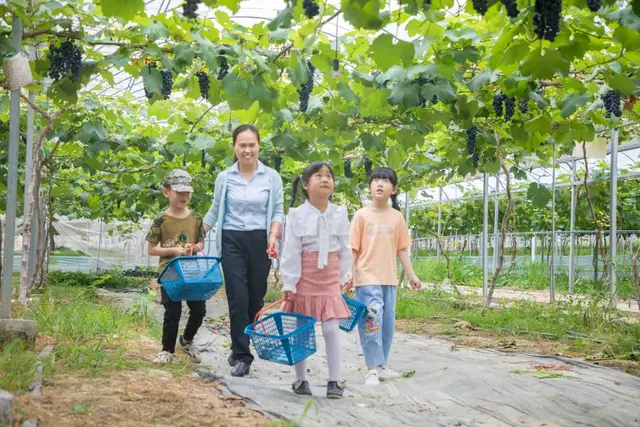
left=13, top=338, right=275, bottom=427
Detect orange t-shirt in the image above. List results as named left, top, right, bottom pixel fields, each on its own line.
left=349, top=206, right=412, bottom=287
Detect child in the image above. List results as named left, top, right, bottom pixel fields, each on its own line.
left=349, top=167, right=422, bottom=385
left=146, top=169, right=206, bottom=364
left=280, top=162, right=352, bottom=399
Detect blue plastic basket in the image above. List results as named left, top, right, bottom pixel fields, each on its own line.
left=245, top=311, right=317, bottom=366
left=340, top=294, right=367, bottom=332
left=158, top=256, right=223, bottom=302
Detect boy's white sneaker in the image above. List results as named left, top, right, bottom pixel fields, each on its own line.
left=364, top=370, right=380, bottom=385
left=179, top=336, right=202, bottom=363
left=378, top=366, right=401, bottom=381
left=153, top=351, right=173, bottom=364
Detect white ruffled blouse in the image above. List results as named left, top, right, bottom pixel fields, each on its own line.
left=280, top=200, right=353, bottom=293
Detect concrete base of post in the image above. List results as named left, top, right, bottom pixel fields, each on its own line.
left=0, top=319, right=38, bottom=348
left=0, top=389, right=13, bottom=426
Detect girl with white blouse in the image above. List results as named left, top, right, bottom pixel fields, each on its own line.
left=280, top=161, right=352, bottom=399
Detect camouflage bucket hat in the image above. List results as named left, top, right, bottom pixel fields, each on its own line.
left=164, top=169, right=194, bottom=193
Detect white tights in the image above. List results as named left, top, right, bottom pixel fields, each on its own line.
left=295, top=319, right=341, bottom=382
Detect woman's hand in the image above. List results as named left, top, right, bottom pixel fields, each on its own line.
left=267, top=234, right=278, bottom=258
left=283, top=291, right=294, bottom=301
left=409, top=275, right=423, bottom=291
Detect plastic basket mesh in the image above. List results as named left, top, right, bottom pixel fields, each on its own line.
left=246, top=313, right=316, bottom=366
left=340, top=294, right=367, bottom=332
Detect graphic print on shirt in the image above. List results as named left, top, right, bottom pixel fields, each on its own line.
left=366, top=223, right=395, bottom=241
left=161, top=232, right=189, bottom=249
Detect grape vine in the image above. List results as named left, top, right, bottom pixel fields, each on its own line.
left=298, top=61, right=316, bottom=113
left=518, top=99, right=529, bottom=114
left=500, top=0, right=519, bottom=17
left=533, top=0, right=562, bottom=42
left=196, top=71, right=210, bottom=99
left=472, top=0, right=488, bottom=15
left=364, top=156, right=372, bottom=176
left=504, top=97, right=516, bottom=122
left=466, top=126, right=477, bottom=156
left=182, top=0, right=201, bottom=19
left=601, top=90, right=622, bottom=118
left=161, top=71, right=173, bottom=99
left=274, top=154, right=283, bottom=172
left=344, top=159, right=352, bottom=178
left=493, top=93, right=507, bottom=117
left=586, top=0, right=601, bottom=12
left=302, top=0, right=320, bottom=18
left=47, top=40, right=82, bottom=82
left=218, top=54, right=229, bottom=80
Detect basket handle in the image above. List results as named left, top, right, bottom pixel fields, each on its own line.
left=253, top=297, right=290, bottom=334
left=189, top=244, right=204, bottom=256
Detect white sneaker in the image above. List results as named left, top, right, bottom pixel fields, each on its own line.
left=378, top=366, right=401, bottom=381
left=179, top=336, right=202, bottom=363
left=364, top=370, right=380, bottom=385
left=153, top=351, right=173, bottom=364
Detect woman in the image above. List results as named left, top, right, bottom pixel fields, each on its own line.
left=204, top=124, right=284, bottom=377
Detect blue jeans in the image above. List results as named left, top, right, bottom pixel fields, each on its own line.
left=355, top=285, right=397, bottom=368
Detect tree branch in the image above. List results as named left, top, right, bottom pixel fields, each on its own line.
left=271, top=10, right=342, bottom=63
left=189, top=105, right=216, bottom=135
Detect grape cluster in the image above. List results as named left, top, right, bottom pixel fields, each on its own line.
left=472, top=153, right=480, bottom=168
left=303, top=0, right=320, bottom=18
left=500, top=0, right=519, bottom=17
left=196, top=71, right=210, bottom=99
left=364, top=156, right=372, bottom=176
left=332, top=58, right=340, bottom=72
left=182, top=0, right=201, bottom=19
left=493, top=93, right=507, bottom=116
left=201, top=150, right=206, bottom=168
left=161, top=71, right=173, bottom=99
left=472, top=0, right=488, bottom=15
left=413, top=77, right=438, bottom=106
left=466, top=126, right=477, bottom=155
left=218, top=54, right=229, bottom=80
left=504, top=97, right=516, bottom=121
left=586, top=0, right=601, bottom=12
left=298, top=61, right=316, bottom=113
left=274, top=154, right=283, bottom=172
left=601, top=90, right=622, bottom=118
left=518, top=99, right=529, bottom=114
left=47, top=40, right=82, bottom=82
left=344, top=159, right=352, bottom=178
left=533, top=0, right=562, bottom=42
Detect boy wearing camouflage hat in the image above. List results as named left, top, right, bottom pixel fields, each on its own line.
left=146, top=169, right=206, bottom=364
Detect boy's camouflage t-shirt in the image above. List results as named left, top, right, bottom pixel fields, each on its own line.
left=146, top=212, right=206, bottom=271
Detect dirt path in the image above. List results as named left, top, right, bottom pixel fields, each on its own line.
left=103, top=289, right=640, bottom=427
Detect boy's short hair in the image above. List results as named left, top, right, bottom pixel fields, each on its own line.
left=163, top=169, right=193, bottom=193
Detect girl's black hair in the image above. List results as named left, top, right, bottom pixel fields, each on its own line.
left=291, top=161, right=334, bottom=207
left=232, top=124, right=260, bottom=163
left=369, top=167, right=401, bottom=211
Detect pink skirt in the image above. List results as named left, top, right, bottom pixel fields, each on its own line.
left=281, top=252, right=350, bottom=322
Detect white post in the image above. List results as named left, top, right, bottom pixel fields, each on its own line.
left=609, top=128, right=618, bottom=308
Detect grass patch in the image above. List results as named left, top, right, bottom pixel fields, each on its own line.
left=413, top=258, right=637, bottom=299
left=396, top=288, right=640, bottom=360
left=47, top=269, right=151, bottom=290
left=0, top=340, right=42, bottom=393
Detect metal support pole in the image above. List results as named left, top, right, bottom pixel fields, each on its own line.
left=531, top=233, right=536, bottom=262
left=568, top=160, right=577, bottom=293
left=493, top=174, right=500, bottom=271
left=482, top=173, right=489, bottom=297
left=1, top=16, right=23, bottom=318
left=609, top=128, right=618, bottom=307
left=97, top=218, right=103, bottom=272
left=436, top=188, right=442, bottom=260
left=404, top=192, right=411, bottom=260
left=550, top=142, right=557, bottom=303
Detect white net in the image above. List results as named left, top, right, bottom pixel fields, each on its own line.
left=51, top=218, right=217, bottom=272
